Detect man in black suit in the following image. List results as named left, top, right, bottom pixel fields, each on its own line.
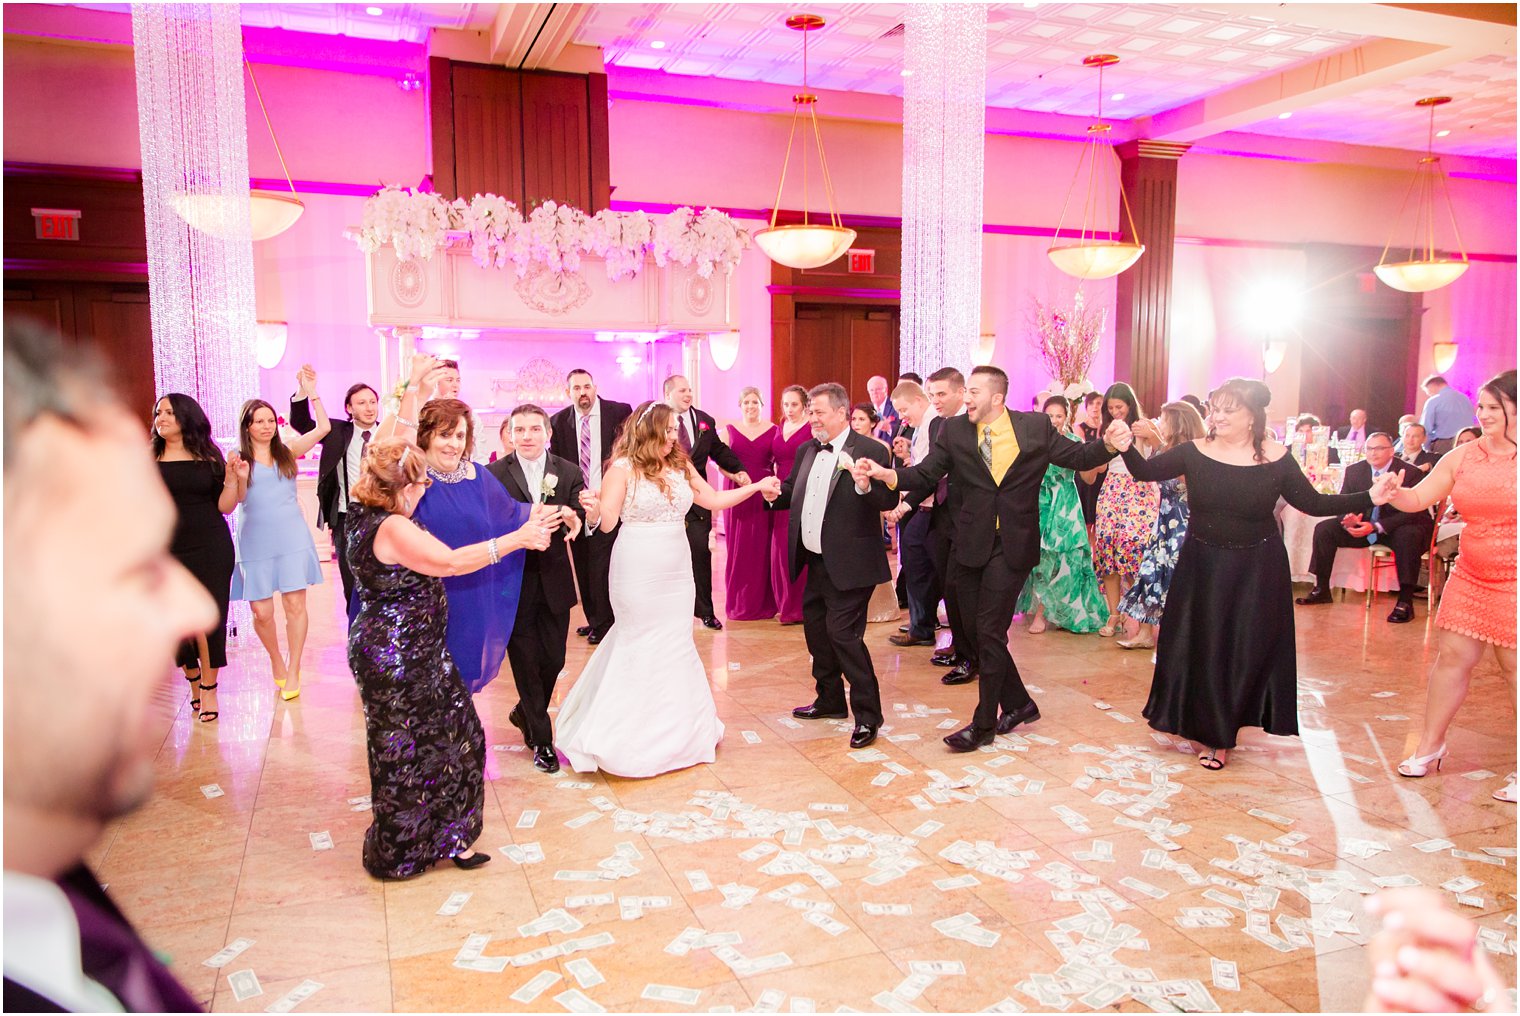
left=291, top=380, right=380, bottom=613
left=924, top=367, right=976, bottom=683
left=1296, top=431, right=1433, bottom=623
left=1399, top=423, right=1441, bottom=473
left=664, top=374, right=750, bottom=630
left=488, top=406, right=588, bottom=774
left=549, top=369, right=632, bottom=644
left=765, top=382, right=900, bottom=749
left=857, top=366, right=1130, bottom=752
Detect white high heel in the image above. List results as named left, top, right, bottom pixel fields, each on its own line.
left=1493, top=778, right=1517, bottom=803
left=1397, top=744, right=1448, bottom=778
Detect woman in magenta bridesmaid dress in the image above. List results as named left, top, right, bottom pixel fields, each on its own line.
left=769, top=385, right=813, bottom=624
left=722, top=386, right=778, bottom=620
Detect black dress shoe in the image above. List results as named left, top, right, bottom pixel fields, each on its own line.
left=1387, top=601, right=1415, bottom=624
left=508, top=706, right=528, bottom=743
left=587, top=628, right=608, bottom=644
left=941, top=663, right=977, bottom=686
left=943, top=724, right=995, bottom=752
left=700, top=616, right=724, bottom=630
left=996, top=701, right=1040, bottom=735
left=451, top=851, right=491, bottom=870
left=576, top=625, right=593, bottom=637
left=889, top=633, right=935, bottom=647
left=793, top=703, right=848, bottom=720
left=1294, top=588, right=1333, bottom=605
left=532, top=745, right=561, bottom=773
left=849, top=724, right=878, bottom=749
left=931, top=648, right=958, bottom=667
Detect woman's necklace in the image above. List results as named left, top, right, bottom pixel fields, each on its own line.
left=429, top=461, right=470, bottom=484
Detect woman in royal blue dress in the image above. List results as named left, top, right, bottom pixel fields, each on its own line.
left=411, top=399, right=567, bottom=695
left=231, top=366, right=330, bottom=700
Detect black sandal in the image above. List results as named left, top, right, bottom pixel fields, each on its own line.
left=198, top=683, right=219, bottom=723
left=185, top=671, right=201, bottom=713
left=1198, top=750, right=1225, bottom=770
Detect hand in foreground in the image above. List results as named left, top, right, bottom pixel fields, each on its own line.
left=407, top=353, right=439, bottom=387
left=1364, top=888, right=1506, bottom=1013
left=226, top=452, right=250, bottom=483
left=559, top=504, right=582, bottom=540
left=758, top=476, right=782, bottom=501
left=1346, top=521, right=1376, bottom=538
left=1369, top=472, right=1403, bottom=505
left=1131, top=419, right=1162, bottom=445
left=530, top=502, right=562, bottom=530
left=579, top=489, right=600, bottom=513
left=1104, top=418, right=1134, bottom=452
left=297, top=364, right=318, bottom=397
left=892, top=435, right=911, bottom=461
left=852, top=457, right=887, bottom=485
left=734, top=471, right=752, bottom=486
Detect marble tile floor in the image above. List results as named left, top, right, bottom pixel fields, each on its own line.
left=99, top=552, right=1516, bottom=1013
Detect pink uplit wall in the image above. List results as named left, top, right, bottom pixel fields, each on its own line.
left=1416, top=259, right=1519, bottom=409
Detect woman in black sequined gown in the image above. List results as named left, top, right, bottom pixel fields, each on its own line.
left=346, top=438, right=553, bottom=880
left=1119, top=379, right=1396, bottom=769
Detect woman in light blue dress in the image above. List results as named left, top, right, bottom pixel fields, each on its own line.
left=231, top=366, right=330, bottom=700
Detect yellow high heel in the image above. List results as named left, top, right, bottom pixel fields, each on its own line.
left=280, top=687, right=300, bottom=701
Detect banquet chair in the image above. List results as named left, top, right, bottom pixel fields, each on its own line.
left=1366, top=546, right=1397, bottom=609
left=1427, top=496, right=1456, bottom=610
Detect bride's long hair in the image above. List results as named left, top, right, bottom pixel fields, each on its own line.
left=612, top=400, right=692, bottom=497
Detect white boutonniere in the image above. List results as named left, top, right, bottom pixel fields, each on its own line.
left=836, top=451, right=856, bottom=472
left=541, top=474, right=558, bottom=498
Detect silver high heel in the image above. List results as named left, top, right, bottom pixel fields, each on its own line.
left=1397, top=744, right=1448, bottom=778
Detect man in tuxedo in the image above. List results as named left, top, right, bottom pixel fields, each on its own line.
left=5, top=322, right=210, bottom=1011
left=924, top=367, right=976, bottom=683
left=549, top=369, right=632, bottom=644
left=856, top=366, right=1130, bottom=752
left=866, top=375, right=901, bottom=442
left=765, top=382, right=900, bottom=749
left=1399, top=423, right=1441, bottom=473
left=291, top=381, right=379, bottom=612
left=488, top=406, right=589, bottom=774
left=664, top=374, right=750, bottom=630
left=1296, top=432, right=1433, bottom=623
left=886, top=381, right=941, bottom=649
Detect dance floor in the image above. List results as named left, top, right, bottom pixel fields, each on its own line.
left=99, top=545, right=1516, bottom=1013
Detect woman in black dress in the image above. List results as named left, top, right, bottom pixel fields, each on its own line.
left=346, top=438, right=554, bottom=880
left=153, top=394, right=243, bottom=722
left=1119, top=378, right=1400, bottom=769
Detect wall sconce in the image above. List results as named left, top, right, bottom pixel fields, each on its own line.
left=1262, top=340, right=1287, bottom=375
left=1432, top=341, right=1459, bottom=373
left=615, top=352, right=642, bottom=377
left=255, top=321, right=288, bottom=369
left=975, top=332, right=997, bottom=363
left=708, top=331, right=741, bottom=372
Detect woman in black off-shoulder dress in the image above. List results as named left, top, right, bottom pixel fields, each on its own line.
left=1120, top=379, right=1389, bottom=769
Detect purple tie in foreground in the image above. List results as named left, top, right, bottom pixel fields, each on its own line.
left=579, top=413, right=592, bottom=477
left=679, top=415, right=692, bottom=453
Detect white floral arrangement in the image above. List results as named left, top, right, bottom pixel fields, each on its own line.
left=353, top=186, right=750, bottom=280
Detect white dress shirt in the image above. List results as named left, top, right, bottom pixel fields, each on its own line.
left=575, top=401, right=604, bottom=490
left=341, top=424, right=373, bottom=513
left=518, top=451, right=547, bottom=503
left=3, top=872, right=126, bottom=1013
left=909, top=407, right=940, bottom=507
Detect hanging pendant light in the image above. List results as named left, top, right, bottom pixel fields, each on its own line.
left=1047, top=54, right=1144, bottom=280
left=753, top=14, right=856, bottom=270
left=1374, top=96, right=1468, bottom=293
left=172, top=57, right=305, bottom=242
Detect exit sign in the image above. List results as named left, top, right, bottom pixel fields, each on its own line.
left=847, top=248, right=875, bottom=274
left=33, top=208, right=81, bottom=241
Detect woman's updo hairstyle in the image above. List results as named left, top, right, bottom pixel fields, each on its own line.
left=353, top=437, right=428, bottom=512
left=1206, top=377, right=1272, bottom=462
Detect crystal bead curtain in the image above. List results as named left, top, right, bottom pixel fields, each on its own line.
left=901, top=4, right=987, bottom=380
left=133, top=3, right=259, bottom=447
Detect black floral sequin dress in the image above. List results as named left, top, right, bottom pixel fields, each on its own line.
left=345, top=503, right=485, bottom=880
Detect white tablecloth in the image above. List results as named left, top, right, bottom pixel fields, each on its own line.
left=1279, top=505, right=1401, bottom=593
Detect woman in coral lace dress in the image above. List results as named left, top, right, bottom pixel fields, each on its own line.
left=1384, top=370, right=1516, bottom=800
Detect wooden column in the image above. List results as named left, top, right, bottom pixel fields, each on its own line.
left=1114, top=140, right=1188, bottom=414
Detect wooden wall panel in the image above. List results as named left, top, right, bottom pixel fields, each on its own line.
left=1115, top=142, right=1185, bottom=415
left=521, top=73, right=591, bottom=210
left=450, top=64, right=523, bottom=204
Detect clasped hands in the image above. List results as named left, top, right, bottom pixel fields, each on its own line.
left=521, top=503, right=562, bottom=551
left=1365, top=888, right=1505, bottom=1013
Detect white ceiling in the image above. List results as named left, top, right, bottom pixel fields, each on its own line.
left=58, top=2, right=1518, bottom=159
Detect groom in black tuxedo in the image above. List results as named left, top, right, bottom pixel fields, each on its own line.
left=488, top=405, right=589, bottom=774
left=857, top=366, right=1130, bottom=752
left=765, top=382, right=900, bottom=749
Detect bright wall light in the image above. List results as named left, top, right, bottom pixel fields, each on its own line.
left=254, top=321, right=287, bottom=369
left=1238, top=279, right=1305, bottom=336
left=615, top=351, right=642, bottom=377
left=708, top=331, right=741, bottom=371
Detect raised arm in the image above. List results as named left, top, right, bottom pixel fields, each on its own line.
left=373, top=508, right=552, bottom=576
left=289, top=392, right=317, bottom=434
left=876, top=436, right=951, bottom=492
left=689, top=466, right=781, bottom=512
left=1278, top=456, right=1377, bottom=517
left=378, top=353, right=439, bottom=442
left=763, top=444, right=812, bottom=511
left=1117, top=444, right=1188, bottom=482
left=1387, top=445, right=1463, bottom=514
left=285, top=365, right=331, bottom=457
left=219, top=454, right=248, bottom=514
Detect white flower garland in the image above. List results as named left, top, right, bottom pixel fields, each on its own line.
left=353, top=186, right=750, bottom=281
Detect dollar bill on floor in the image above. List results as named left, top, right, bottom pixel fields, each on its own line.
left=264, top=979, right=323, bottom=1013
left=203, top=938, right=254, bottom=969
left=228, top=969, right=263, bottom=1002
left=308, top=831, right=333, bottom=851
left=566, top=957, right=605, bottom=988
left=1211, top=958, right=1240, bottom=991
left=437, top=891, right=471, bottom=916
left=553, top=988, right=607, bottom=1012
left=510, top=970, right=562, bottom=1003
left=200, top=784, right=224, bottom=799
left=642, top=984, right=701, bottom=1005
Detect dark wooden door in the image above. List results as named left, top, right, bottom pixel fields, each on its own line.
left=1299, top=316, right=1416, bottom=436
left=786, top=304, right=899, bottom=405
left=5, top=281, right=154, bottom=421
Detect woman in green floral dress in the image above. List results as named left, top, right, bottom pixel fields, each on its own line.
left=1017, top=396, right=1110, bottom=634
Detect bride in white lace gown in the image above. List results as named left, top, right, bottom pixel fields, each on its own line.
left=556, top=402, right=781, bottom=777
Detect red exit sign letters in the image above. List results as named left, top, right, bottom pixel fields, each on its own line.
left=33, top=208, right=82, bottom=241
left=847, top=248, right=875, bottom=274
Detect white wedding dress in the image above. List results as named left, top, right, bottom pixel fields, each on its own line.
left=555, top=460, right=725, bottom=777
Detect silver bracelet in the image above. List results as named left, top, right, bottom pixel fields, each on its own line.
left=396, top=416, right=417, bottom=428
left=486, top=537, right=500, bottom=565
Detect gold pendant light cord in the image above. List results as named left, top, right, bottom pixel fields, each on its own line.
left=244, top=57, right=298, bottom=195
left=765, top=18, right=846, bottom=233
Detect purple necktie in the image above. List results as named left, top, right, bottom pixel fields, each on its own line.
left=360, top=428, right=371, bottom=457
left=579, top=413, right=592, bottom=477
left=679, top=415, right=693, bottom=453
